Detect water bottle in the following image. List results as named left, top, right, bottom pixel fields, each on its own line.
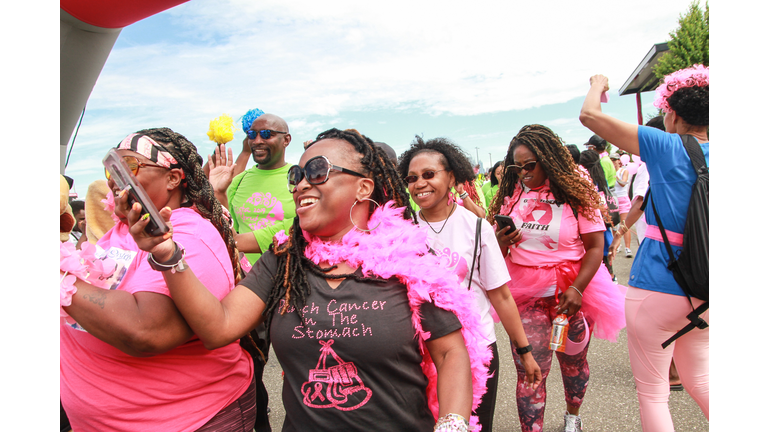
left=550, top=314, right=570, bottom=352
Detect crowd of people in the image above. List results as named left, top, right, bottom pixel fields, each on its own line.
left=59, top=64, right=708, bottom=432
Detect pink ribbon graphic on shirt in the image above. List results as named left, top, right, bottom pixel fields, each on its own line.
left=301, top=340, right=372, bottom=411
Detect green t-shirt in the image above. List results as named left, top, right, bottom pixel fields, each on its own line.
left=227, top=164, right=296, bottom=264
left=599, top=154, right=616, bottom=188
left=483, top=183, right=499, bottom=210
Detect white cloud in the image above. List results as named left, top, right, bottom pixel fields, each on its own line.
left=65, top=0, right=694, bottom=186
left=87, top=0, right=690, bottom=117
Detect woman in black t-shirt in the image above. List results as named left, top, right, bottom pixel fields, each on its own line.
left=124, top=128, right=489, bottom=432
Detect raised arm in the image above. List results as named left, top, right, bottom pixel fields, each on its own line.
left=579, top=74, right=640, bottom=156
left=127, top=203, right=267, bottom=350
left=207, top=144, right=237, bottom=208
left=455, top=183, right=486, bottom=219
left=233, top=137, right=251, bottom=176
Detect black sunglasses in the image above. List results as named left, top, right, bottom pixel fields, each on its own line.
left=507, top=161, right=538, bottom=174
left=246, top=129, right=288, bottom=140
left=403, top=170, right=445, bottom=184
left=287, top=155, right=367, bottom=192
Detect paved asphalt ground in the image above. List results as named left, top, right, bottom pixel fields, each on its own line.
left=260, top=236, right=709, bottom=431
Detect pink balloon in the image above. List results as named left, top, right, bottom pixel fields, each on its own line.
left=620, top=154, right=630, bottom=166
left=626, top=162, right=639, bottom=176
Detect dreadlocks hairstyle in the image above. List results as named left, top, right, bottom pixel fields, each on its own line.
left=487, top=124, right=604, bottom=225
left=397, top=136, right=483, bottom=206
left=261, top=128, right=416, bottom=347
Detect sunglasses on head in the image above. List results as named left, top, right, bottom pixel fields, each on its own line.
left=403, top=170, right=445, bottom=184
left=104, top=156, right=167, bottom=180
left=246, top=129, right=288, bottom=140
left=287, top=155, right=367, bottom=192
left=507, top=160, right=538, bottom=174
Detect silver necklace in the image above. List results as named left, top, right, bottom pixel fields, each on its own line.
left=420, top=203, right=457, bottom=234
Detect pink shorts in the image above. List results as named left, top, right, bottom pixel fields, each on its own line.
left=618, top=195, right=631, bottom=214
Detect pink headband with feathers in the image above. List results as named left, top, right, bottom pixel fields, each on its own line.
left=653, top=64, right=709, bottom=113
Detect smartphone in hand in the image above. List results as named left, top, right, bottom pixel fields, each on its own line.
left=493, top=214, right=517, bottom=232
left=103, top=149, right=171, bottom=236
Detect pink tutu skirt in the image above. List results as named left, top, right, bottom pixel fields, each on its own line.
left=618, top=195, right=631, bottom=214
left=504, top=259, right=626, bottom=342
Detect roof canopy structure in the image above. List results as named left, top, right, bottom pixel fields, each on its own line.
left=618, top=42, right=669, bottom=124
left=619, top=42, right=669, bottom=96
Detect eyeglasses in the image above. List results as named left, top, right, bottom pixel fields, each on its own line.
left=403, top=170, right=445, bottom=184
left=287, top=155, right=367, bottom=192
left=507, top=161, right=538, bottom=174
left=246, top=129, right=288, bottom=140
left=104, top=156, right=167, bottom=180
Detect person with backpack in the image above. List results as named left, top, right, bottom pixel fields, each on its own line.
left=579, top=65, right=709, bottom=432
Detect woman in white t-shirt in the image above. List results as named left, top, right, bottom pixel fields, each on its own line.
left=611, top=154, right=633, bottom=256
left=487, top=124, right=626, bottom=432
left=399, top=136, right=542, bottom=432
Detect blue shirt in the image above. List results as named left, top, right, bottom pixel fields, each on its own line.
left=628, top=126, right=709, bottom=296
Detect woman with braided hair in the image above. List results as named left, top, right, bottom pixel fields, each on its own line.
left=487, top=124, right=625, bottom=432
left=399, top=136, right=542, bottom=432
left=60, top=128, right=256, bottom=432
left=580, top=67, right=709, bottom=431
left=126, top=128, right=490, bottom=432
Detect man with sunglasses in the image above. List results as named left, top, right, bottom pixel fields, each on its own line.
left=210, top=113, right=297, bottom=264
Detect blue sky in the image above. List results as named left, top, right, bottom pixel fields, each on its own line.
left=61, top=0, right=696, bottom=197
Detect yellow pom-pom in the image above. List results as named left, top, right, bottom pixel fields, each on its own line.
left=207, top=114, right=235, bottom=144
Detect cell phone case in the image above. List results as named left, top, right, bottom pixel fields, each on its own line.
left=102, top=149, right=170, bottom=236
left=494, top=214, right=516, bottom=232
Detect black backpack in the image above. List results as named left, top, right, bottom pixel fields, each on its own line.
left=645, top=134, right=709, bottom=349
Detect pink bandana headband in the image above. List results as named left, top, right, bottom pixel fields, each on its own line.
left=116, top=133, right=179, bottom=168
left=653, top=64, right=709, bottom=113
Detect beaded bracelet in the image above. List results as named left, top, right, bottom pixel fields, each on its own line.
left=569, top=285, right=584, bottom=297
left=615, top=220, right=630, bottom=236
left=434, top=413, right=469, bottom=432
left=459, top=192, right=469, bottom=200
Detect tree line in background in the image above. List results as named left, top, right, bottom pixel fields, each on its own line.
left=654, top=1, right=709, bottom=81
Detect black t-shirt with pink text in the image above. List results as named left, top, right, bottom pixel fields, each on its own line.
left=241, top=251, right=461, bottom=431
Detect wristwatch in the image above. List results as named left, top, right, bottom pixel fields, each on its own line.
left=147, top=242, right=188, bottom=273
left=516, top=344, right=533, bottom=355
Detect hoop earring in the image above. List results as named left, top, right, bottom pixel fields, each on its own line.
left=350, top=198, right=382, bottom=232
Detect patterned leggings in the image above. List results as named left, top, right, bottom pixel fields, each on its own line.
left=511, top=296, right=592, bottom=432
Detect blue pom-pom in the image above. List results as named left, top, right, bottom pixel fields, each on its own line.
left=241, top=108, right=265, bottom=132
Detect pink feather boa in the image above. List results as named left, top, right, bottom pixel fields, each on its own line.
left=278, top=201, right=491, bottom=430
left=653, top=64, right=709, bottom=113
